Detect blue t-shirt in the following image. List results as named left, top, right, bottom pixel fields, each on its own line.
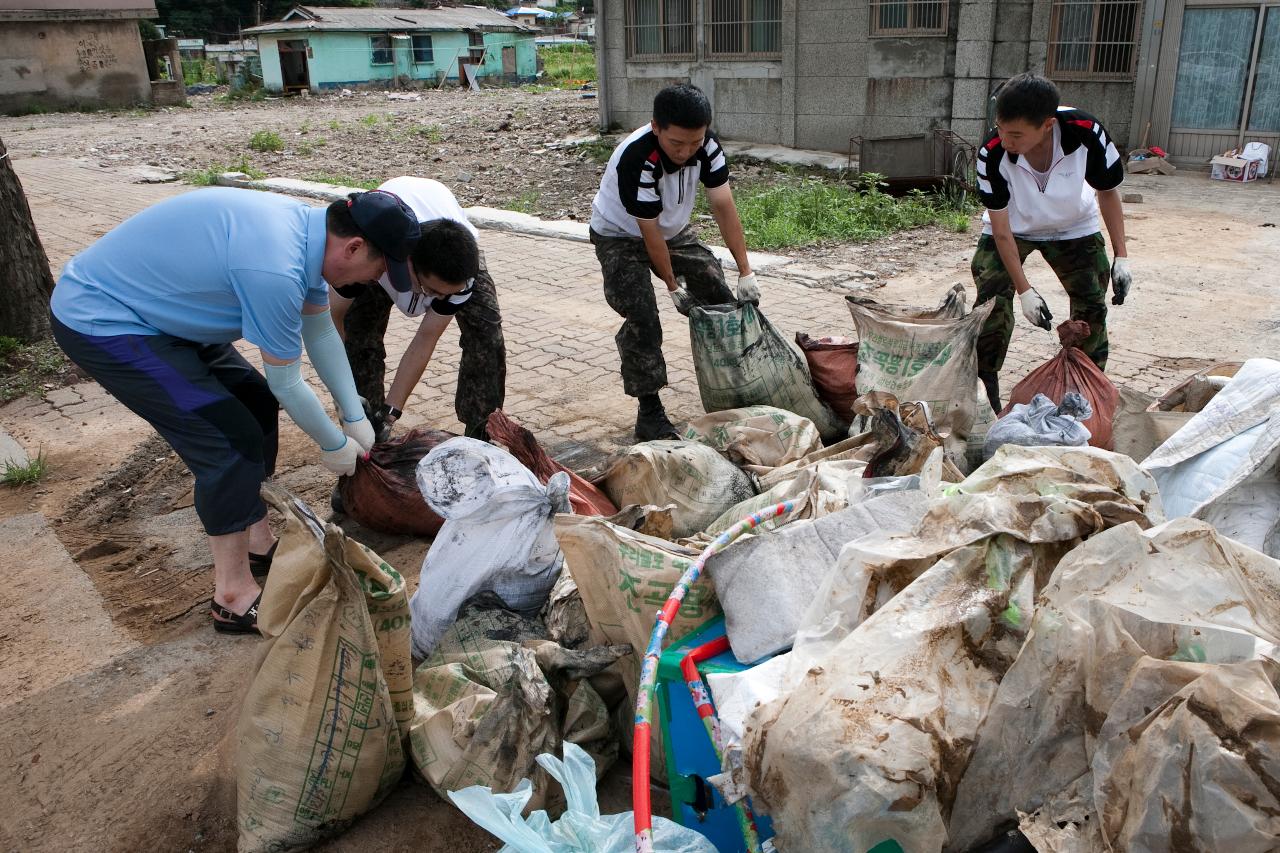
left=51, top=187, right=330, bottom=361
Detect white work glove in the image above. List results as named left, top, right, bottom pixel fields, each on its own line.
left=1110, top=257, right=1132, bottom=305
left=1018, top=287, right=1054, bottom=331
left=669, top=283, right=694, bottom=317
left=320, top=437, right=362, bottom=476
left=736, top=272, right=760, bottom=303
left=342, top=416, right=376, bottom=453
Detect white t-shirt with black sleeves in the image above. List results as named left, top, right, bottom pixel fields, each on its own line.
left=590, top=124, right=730, bottom=241
left=977, top=107, right=1124, bottom=241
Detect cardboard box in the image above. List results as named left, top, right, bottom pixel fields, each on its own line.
left=1210, top=154, right=1261, bottom=182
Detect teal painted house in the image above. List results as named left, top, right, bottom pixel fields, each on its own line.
left=245, top=5, right=537, bottom=93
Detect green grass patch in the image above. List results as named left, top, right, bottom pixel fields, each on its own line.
left=0, top=339, right=72, bottom=404
left=304, top=172, right=382, bottom=190
left=360, top=113, right=380, bottom=126
left=409, top=123, right=444, bottom=143
left=248, top=130, right=284, bottom=152
left=577, top=137, right=615, bottom=164
left=538, top=44, right=596, bottom=85
left=182, top=156, right=266, bottom=185
left=520, top=83, right=558, bottom=95
left=695, top=171, right=975, bottom=250
left=3, top=452, right=47, bottom=488
left=505, top=190, right=540, bottom=214
left=216, top=83, right=266, bottom=103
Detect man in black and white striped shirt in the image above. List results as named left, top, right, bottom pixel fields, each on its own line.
left=590, top=83, right=758, bottom=441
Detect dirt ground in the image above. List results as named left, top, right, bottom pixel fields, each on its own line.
left=3, top=92, right=1280, bottom=853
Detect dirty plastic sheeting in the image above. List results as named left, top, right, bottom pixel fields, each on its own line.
left=948, top=518, right=1280, bottom=852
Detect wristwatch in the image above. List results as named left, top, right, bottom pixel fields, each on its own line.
left=386, top=406, right=402, bottom=422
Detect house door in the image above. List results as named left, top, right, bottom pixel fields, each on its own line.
left=501, top=45, right=516, bottom=78
left=278, top=39, right=310, bottom=93
left=1153, top=2, right=1280, bottom=160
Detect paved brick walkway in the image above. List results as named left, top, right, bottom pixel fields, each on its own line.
left=12, top=155, right=1242, bottom=462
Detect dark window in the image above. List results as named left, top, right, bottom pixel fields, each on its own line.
left=625, top=0, right=694, bottom=58
left=870, top=0, right=949, bottom=36
left=1048, top=0, right=1141, bottom=80
left=412, top=34, right=433, bottom=64
left=370, top=34, right=392, bottom=65
left=706, top=0, right=782, bottom=57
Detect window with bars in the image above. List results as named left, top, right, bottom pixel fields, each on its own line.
left=412, top=34, right=433, bottom=65
left=370, top=34, right=392, bottom=65
left=870, top=0, right=948, bottom=36
left=1048, top=0, right=1141, bottom=80
left=706, top=0, right=782, bottom=57
left=625, top=0, right=694, bottom=58
left=468, top=30, right=487, bottom=62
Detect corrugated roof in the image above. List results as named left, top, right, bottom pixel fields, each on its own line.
left=243, top=4, right=534, bottom=35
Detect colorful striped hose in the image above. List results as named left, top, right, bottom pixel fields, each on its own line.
left=632, top=500, right=796, bottom=853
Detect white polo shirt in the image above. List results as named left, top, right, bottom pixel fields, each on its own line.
left=590, top=124, right=730, bottom=241
left=977, top=107, right=1124, bottom=241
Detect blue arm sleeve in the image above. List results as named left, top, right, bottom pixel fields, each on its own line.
left=263, top=359, right=346, bottom=451
left=300, top=310, right=365, bottom=424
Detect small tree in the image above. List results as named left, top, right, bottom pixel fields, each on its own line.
left=0, top=136, right=57, bottom=342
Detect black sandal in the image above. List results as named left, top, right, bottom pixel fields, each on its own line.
left=211, top=592, right=262, bottom=634
left=249, top=541, right=278, bottom=580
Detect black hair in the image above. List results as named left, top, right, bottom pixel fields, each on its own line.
left=653, top=83, right=712, bottom=130
left=410, top=219, right=480, bottom=285
left=995, top=73, right=1060, bottom=125
left=326, top=195, right=384, bottom=258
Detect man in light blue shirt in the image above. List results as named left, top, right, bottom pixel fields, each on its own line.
left=50, top=186, right=420, bottom=634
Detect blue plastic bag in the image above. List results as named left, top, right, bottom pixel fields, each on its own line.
left=449, top=742, right=717, bottom=853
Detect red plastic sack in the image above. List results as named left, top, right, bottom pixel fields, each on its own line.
left=1001, top=320, right=1119, bottom=450
left=796, top=333, right=859, bottom=423
left=337, top=427, right=455, bottom=536
left=486, top=410, right=618, bottom=516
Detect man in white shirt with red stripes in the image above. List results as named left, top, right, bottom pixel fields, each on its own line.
left=590, top=83, right=757, bottom=441
left=972, top=72, right=1133, bottom=412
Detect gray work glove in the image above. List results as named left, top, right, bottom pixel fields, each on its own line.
left=669, top=279, right=694, bottom=316
left=320, top=437, right=362, bottom=476
left=736, top=272, right=760, bottom=303
left=1018, top=287, right=1054, bottom=331
left=1111, top=257, right=1132, bottom=305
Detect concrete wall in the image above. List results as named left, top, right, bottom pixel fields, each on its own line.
left=0, top=18, right=150, bottom=113
left=598, top=0, right=1139, bottom=151
left=259, top=30, right=536, bottom=93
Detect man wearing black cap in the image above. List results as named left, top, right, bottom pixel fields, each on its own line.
left=50, top=187, right=420, bottom=635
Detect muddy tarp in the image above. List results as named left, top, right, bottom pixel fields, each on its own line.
left=600, top=440, right=756, bottom=540
left=689, top=301, right=847, bottom=443
left=736, top=447, right=1164, bottom=853
left=406, top=594, right=631, bottom=805
left=487, top=409, right=617, bottom=517
left=336, top=427, right=454, bottom=535
left=237, top=485, right=412, bottom=853
left=1144, top=358, right=1280, bottom=558
left=682, top=405, right=823, bottom=469
left=847, top=284, right=993, bottom=472
left=705, top=463, right=936, bottom=664
left=947, top=518, right=1280, bottom=852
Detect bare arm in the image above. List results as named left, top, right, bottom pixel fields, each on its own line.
left=1096, top=188, right=1128, bottom=258
left=386, top=310, right=451, bottom=412
left=637, top=217, right=677, bottom=291
left=706, top=184, right=752, bottom=276
left=988, top=208, right=1031, bottom=294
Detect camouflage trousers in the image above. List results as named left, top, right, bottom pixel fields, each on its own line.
left=590, top=226, right=733, bottom=398
left=971, top=232, right=1110, bottom=375
left=341, top=267, right=506, bottom=438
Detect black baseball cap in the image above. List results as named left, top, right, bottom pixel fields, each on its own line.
left=347, top=190, right=420, bottom=293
